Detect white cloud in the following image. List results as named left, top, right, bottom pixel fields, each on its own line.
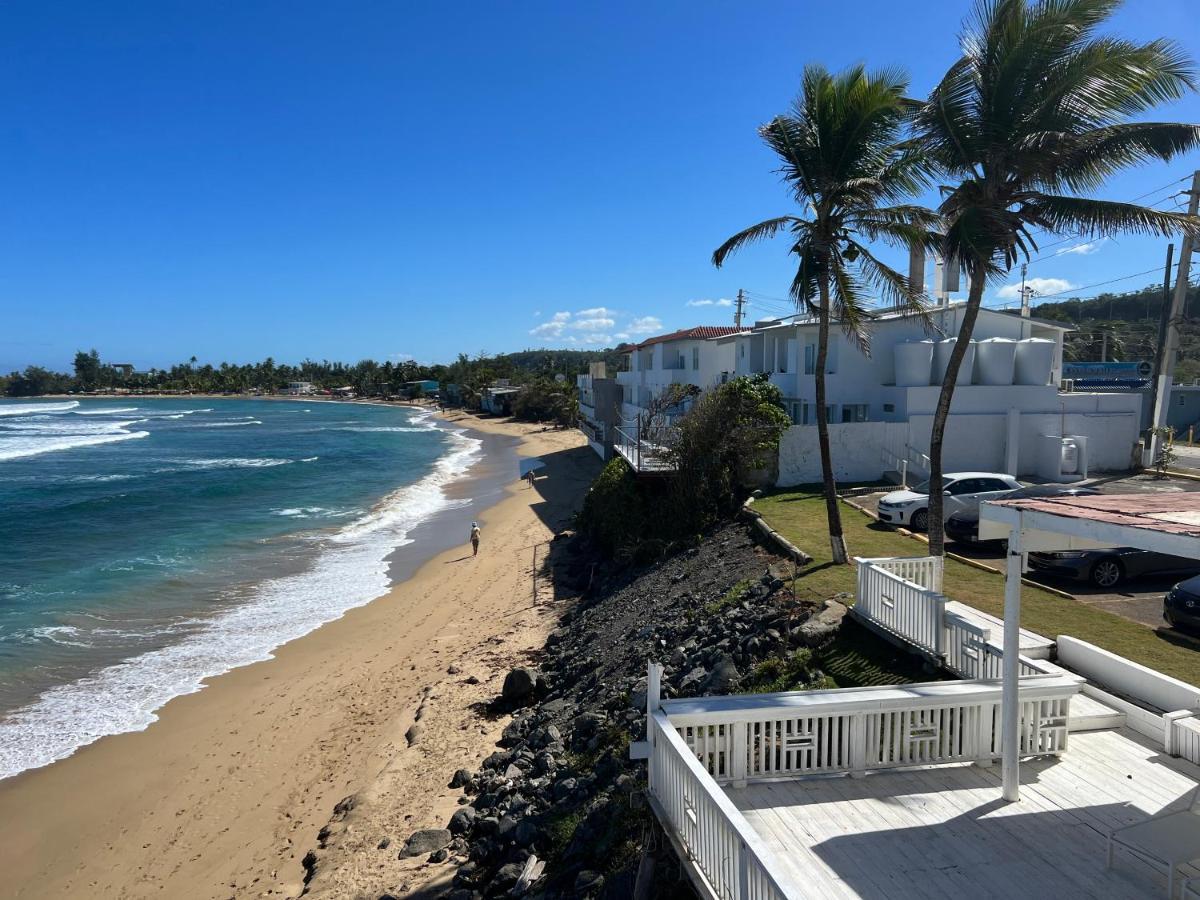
left=995, top=277, right=1074, bottom=300
left=628, top=316, right=663, bottom=335
left=532, top=310, right=541, bottom=318
left=573, top=316, right=616, bottom=332
left=686, top=298, right=733, bottom=307
left=1056, top=238, right=1107, bottom=257
left=529, top=311, right=571, bottom=338
left=389, top=352, right=414, bottom=362
left=528, top=308, right=660, bottom=344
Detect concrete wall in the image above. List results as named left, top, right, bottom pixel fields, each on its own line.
left=776, top=421, right=909, bottom=486
left=777, top=403, right=1141, bottom=485
left=1057, top=636, right=1200, bottom=714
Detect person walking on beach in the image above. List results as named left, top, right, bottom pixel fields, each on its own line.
left=470, top=521, right=481, bottom=557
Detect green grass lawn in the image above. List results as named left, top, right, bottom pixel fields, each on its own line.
left=755, top=487, right=1200, bottom=686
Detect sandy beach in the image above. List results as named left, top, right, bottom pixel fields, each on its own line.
left=0, top=414, right=598, bottom=899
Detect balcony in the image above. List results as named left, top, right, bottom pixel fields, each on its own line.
left=636, top=554, right=1200, bottom=898
left=613, top=424, right=679, bottom=475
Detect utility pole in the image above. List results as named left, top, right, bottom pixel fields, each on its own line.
left=734, top=289, right=746, bottom=328
left=1148, top=168, right=1200, bottom=464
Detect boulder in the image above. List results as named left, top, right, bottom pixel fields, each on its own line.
left=702, top=654, right=740, bottom=694
left=449, top=807, right=476, bottom=834
left=399, top=828, right=452, bottom=858
left=501, top=668, right=537, bottom=704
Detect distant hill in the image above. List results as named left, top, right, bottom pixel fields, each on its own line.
left=1031, top=281, right=1200, bottom=383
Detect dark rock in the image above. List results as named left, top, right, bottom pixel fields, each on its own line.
left=399, top=828, right=452, bottom=858
left=702, top=654, right=740, bottom=693
left=428, top=847, right=450, bottom=863
left=501, top=667, right=537, bottom=703
left=404, top=723, right=423, bottom=746
left=449, top=768, right=475, bottom=789
left=376, top=837, right=391, bottom=850
left=449, top=806, right=476, bottom=834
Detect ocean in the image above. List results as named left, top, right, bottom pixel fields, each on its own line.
left=0, top=397, right=484, bottom=779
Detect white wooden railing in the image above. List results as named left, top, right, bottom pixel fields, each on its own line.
left=854, top=559, right=945, bottom=657
left=660, top=676, right=1080, bottom=789
left=648, top=711, right=800, bottom=900
left=858, top=554, right=944, bottom=592
left=855, top=556, right=1054, bottom=682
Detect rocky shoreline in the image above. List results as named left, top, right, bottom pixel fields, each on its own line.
left=336, top=518, right=853, bottom=899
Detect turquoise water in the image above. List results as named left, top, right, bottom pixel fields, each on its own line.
left=0, top=398, right=481, bottom=778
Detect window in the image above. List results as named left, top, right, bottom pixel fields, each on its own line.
left=826, top=405, right=837, bottom=424
left=841, top=404, right=868, bottom=423
left=947, top=478, right=980, bottom=495
left=692, top=347, right=700, bottom=370
left=979, top=478, right=1014, bottom=492
left=787, top=401, right=804, bottom=425
left=803, top=341, right=837, bottom=374
left=883, top=403, right=895, bottom=413
left=1180, top=395, right=1187, bottom=407
left=740, top=344, right=746, bottom=359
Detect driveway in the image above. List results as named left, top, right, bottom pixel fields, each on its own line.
left=856, top=471, right=1200, bottom=633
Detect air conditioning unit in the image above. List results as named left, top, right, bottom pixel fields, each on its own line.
left=1060, top=379, right=1075, bottom=393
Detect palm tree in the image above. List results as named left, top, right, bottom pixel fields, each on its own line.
left=714, top=64, right=938, bottom=564
left=914, top=0, right=1200, bottom=556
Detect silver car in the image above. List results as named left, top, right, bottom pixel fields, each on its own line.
left=877, top=472, right=1023, bottom=531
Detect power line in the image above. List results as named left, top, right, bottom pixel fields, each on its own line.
left=1029, top=262, right=1179, bottom=302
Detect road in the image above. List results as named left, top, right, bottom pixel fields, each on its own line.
left=859, top=471, right=1200, bottom=632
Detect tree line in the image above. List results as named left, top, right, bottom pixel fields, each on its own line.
left=1, top=347, right=626, bottom=400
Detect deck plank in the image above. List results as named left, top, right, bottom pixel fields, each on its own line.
left=727, top=727, right=1200, bottom=898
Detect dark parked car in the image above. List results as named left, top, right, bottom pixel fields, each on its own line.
left=945, top=484, right=1101, bottom=546
left=1028, top=547, right=1200, bottom=590
left=1164, top=575, right=1200, bottom=632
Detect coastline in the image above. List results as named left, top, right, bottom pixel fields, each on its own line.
left=0, top=414, right=598, bottom=899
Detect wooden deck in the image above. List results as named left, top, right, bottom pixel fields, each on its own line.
left=730, top=726, right=1200, bottom=898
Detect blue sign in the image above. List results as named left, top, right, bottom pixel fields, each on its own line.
left=1063, top=361, right=1153, bottom=380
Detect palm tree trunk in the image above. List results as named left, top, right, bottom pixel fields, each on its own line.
left=927, top=275, right=986, bottom=556
left=816, top=276, right=848, bottom=564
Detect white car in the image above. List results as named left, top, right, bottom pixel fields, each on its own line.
left=877, top=472, right=1022, bottom=531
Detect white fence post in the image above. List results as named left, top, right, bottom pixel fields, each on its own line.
left=731, top=721, right=748, bottom=788
left=849, top=712, right=867, bottom=778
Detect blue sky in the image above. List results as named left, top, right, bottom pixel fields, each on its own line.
left=2, top=1, right=1198, bottom=372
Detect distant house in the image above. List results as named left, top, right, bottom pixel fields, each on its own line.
left=482, top=385, right=521, bottom=415
left=442, top=383, right=464, bottom=406
left=577, top=362, right=623, bottom=460
left=283, top=381, right=314, bottom=395
left=110, top=363, right=135, bottom=378
left=332, top=385, right=356, bottom=398
left=404, top=379, right=439, bottom=398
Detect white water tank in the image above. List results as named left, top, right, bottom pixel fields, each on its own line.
left=1061, top=438, right=1080, bottom=475
left=894, top=340, right=934, bottom=386
left=1015, top=338, right=1055, bottom=385
left=933, top=338, right=976, bottom=386
left=975, top=337, right=1017, bottom=385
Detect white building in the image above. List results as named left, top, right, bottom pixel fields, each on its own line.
left=283, top=381, right=314, bottom=395
left=615, top=326, right=741, bottom=422
left=616, top=308, right=1143, bottom=484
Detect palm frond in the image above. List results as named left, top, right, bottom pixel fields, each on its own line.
left=712, top=216, right=801, bottom=268
left=1022, top=194, right=1200, bottom=240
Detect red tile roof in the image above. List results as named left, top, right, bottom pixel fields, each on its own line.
left=992, top=493, right=1200, bottom=538
left=632, top=326, right=743, bottom=349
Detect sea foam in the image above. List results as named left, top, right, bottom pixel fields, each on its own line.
left=0, top=420, right=482, bottom=779
left=0, top=400, right=80, bottom=417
